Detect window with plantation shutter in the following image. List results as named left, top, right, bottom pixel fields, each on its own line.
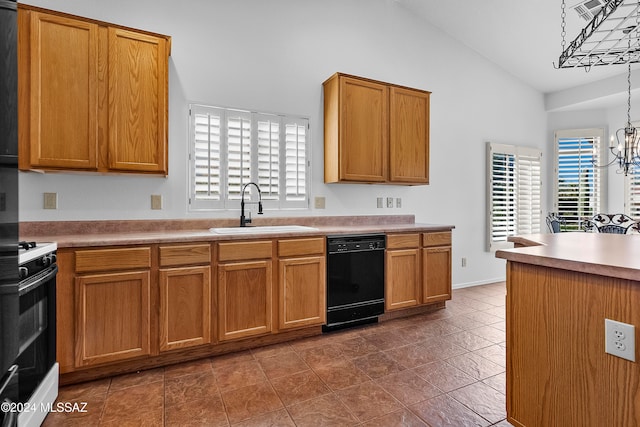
left=188, top=104, right=310, bottom=211
left=554, top=129, right=604, bottom=231
left=624, top=122, right=640, bottom=219
left=626, top=171, right=640, bottom=218
left=487, top=142, right=542, bottom=251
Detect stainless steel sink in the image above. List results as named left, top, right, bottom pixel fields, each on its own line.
left=209, top=225, right=319, bottom=234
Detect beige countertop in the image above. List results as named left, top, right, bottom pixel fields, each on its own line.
left=20, top=215, right=455, bottom=249
left=495, top=232, right=640, bottom=281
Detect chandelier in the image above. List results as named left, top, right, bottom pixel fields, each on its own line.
left=558, top=0, right=640, bottom=175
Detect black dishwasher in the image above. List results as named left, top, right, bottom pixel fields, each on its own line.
left=324, top=234, right=385, bottom=331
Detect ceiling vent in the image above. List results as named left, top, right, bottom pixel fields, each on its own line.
left=572, top=0, right=607, bottom=21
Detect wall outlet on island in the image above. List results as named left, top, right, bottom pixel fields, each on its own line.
left=605, top=318, right=635, bottom=362
left=461, top=257, right=467, bottom=267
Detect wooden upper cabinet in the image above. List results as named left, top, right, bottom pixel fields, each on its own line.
left=22, top=11, right=99, bottom=170
left=108, top=28, right=168, bottom=173
left=18, top=5, right=170, bottom=175
left=323, top=73, right=430, bottom=185
left=389, top=87, right=429, bottom=184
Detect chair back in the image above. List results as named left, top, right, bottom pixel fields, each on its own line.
left=586, top=213, right=637, bottom=234
left=546, top=213, right=565, bottom=233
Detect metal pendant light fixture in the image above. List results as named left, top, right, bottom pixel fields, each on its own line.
left=608, top=41, right=640, bottom=176
left=558, top=0, right=640, bottom=175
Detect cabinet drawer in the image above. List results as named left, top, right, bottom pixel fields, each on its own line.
left=218, top=241, right=273, bottom=262
left=159, top=244, right=211, bottom=267
left=386, top=233, right=420, bottom=249
left=75, top=247, right=151, bottom=273
left=278, top=238, right=325, bottom=257
left=422, top=232, right=452, bottom=247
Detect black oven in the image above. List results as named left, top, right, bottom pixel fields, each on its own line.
left=17, top=243, right=57, bottom=405
left=324, top=234, right=385, bottom=331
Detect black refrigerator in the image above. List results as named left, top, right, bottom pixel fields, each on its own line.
left=0, top=0, right=20, bottom=424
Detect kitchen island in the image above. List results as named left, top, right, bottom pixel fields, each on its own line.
left=496, top=232, right=640, bottom=427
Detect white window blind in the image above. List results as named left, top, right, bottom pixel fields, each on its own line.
left=624, top=122, right=640, bottom=219
left=554, top=129, right=604, bottom=230
left=625, top=170, right=640, bottom=218
left=189, top=104, right=310, bottom=211
left=487, top=142, right=542, bottom=251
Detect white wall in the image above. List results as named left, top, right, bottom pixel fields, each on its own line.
left=18, top=0, right=548, bottom=288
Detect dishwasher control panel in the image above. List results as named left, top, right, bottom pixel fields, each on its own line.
left=327, top=234, right=386, bottom=254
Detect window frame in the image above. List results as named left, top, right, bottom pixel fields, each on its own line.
left=188, top=104, right=310, bottom=211
left=553, top=128, right=605, bottom=231
left=624, top=121, right=640, bottom=219
left=487, top=142, right=542, bottom=251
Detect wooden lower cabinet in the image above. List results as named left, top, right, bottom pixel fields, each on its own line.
left=75, top=270, right=151, bottom=367
left=158, top=244, right=211, bottom=352
left=422, top=232, right=452, bottom=303
left=217, top=259, right=273, bottom=341
left=423, top=246, right=452, bottom=303
left=278, top=256, right=325, bottom=330
left=159, top=266, right=211, bottom=352
left=385, top=231, right=452, bottom=310
left=278, top=237, right=326, bottom=330
left=385, top=248, right=421, bottom=310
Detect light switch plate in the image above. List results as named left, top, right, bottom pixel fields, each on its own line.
left=43, top=193, right=57, bottom=210
left=314, top=196, right=326, bottom=209
left=377, top=197, right=383, bottom=208
left=151, top=194, right=163, bottom=210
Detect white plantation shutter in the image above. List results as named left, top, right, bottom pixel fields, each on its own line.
left=487, top=143, right=542, bottom=251
left=625, top=122, right=640, bottom=219
left=190, top=106, right=224, bottom=210
left=256, top=114, right=280, bottom=201
left=227, top=111, right=252, bottom=200
left=554, top=129, right=603, bottom=230
left=284, top=118, right=308, bottom=206
left=626, top=172, right=640, bottom=218
left=517, top=152, right=542, bottom=234
left=189, top=104, right=309, bottom=211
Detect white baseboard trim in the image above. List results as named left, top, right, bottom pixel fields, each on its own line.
left=452, top=277, right=506, bottom=290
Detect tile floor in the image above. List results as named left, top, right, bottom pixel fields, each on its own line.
left=43, top=282, right=513, bottom=426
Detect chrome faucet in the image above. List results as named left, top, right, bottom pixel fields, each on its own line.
left=240, top=182, right=263, bottom=227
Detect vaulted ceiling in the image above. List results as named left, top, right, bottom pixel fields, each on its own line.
left=396, top=0, right=635, bottom=96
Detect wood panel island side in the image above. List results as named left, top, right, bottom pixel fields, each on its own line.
left=496, top=232, right=640, bottom=427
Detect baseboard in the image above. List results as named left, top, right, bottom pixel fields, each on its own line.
left=452, top=277, right=505, bottom=290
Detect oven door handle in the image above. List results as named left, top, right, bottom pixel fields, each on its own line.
left=0, top=364, right=18, bottom=395
left=18, top=265, right=58, bottom=296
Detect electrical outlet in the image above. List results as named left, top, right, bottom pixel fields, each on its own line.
left=43, top=193, right=57, bottom=210
left=386, top=197, right=394, bottom=208
left=605, top=318, right=636, bottom=361
left=377, top=197, right=383, bottom=208
left=461, top=257, right=467, bottom=267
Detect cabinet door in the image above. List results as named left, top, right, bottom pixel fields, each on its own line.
left=279, top=256, right=326, bottom=330
left=159, top=266, right=211, bottom=352
left=389, top=87, right=429, bottom=183
left=339, top=76, right=388, bottom=182
left=75, top=271, right=150, bottom=366
left=26, top=11, right=98, bottom=169
left=385, top=249, right=420, bottom=310
left=422, top=246, right=452, bottom=303
left=218, top=260, right=272, bottom=341
left=108, top=28, right=168, bottom=173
